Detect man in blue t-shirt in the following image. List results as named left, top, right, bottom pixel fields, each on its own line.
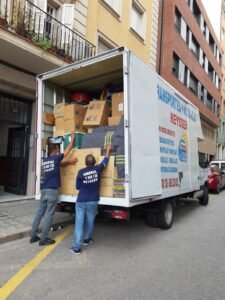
left=30, top=133, right=78, bottom=246
left=71, top=144, right=111, bottom=255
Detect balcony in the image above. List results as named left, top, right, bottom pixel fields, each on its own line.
left=0, top=0, right=96, bottom=74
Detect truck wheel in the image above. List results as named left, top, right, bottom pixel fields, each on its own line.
left=199, top=185, right=209, bottom=206
left=156, top=201, right=173, bottom=230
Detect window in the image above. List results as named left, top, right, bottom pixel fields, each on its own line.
left=172, top=53, right=179, bottom=78
left=130, top=0, right=146, bottom=39
left=178, top=60, right=188, bottom=84
left=197, top=83, right=204, bottom=102
left=193, top=0, right=201, bottom=26
left=172, top=53, right=187, bottom=84
left=190, top=35, right=199, bottom=59
left=174, top=8, right=188, bottom=43
left=175, top=7, right=181, bottom=31
left=209, top=33, right=215, bottom=54
left=189, top=72, right=198, bottom=95
left=208, top=62, right=214, bottom=81
left=102, top=0, right=121, bottom=15
left=97, top=34, right=116, bottom=54
left=206, top=92, right=213, bottom=111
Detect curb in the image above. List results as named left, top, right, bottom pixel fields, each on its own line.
left=0, top=219, right=73, bottom=245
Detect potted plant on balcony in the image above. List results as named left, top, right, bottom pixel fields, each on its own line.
left=0, top=9, right=8, bottom=27
left=16, top=10, right=28, bottom=37
left=35, top=38, right=52, bottom=51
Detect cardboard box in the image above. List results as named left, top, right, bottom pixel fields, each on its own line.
left=55, top=117, right=64, bottom=130
left=83, top=101, right=110, bottom=127
left=43, top=112, right=55, bottom=125
left=108, top=116, right=122, bottom=126
left=98, top=156, right=117, bottom=197
left=64, top=117, right=86, bottom=133
left=54, top=129, right=64, bottom=136
left=59, top=148, right=101, bottom=196
left=54, top=117, right=64, bottom=136
left=64, top=103, right=87, bottom=120
left=87, top=128, right=94, bottom=133
left=112, top=92, right=124, bottom=117
left=54, top=103, right=67, bottom=118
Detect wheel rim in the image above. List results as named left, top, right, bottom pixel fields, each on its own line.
left=165, top=203, right=173, bottom=225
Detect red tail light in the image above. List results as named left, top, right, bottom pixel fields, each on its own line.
left=111, top=210, right=127, bottom=220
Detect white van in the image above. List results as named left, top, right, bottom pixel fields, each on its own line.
left=210, top=161, right=225, bottom=171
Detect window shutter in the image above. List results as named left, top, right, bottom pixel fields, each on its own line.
left=33, top=0, right=47, bottom=34
left=60, top=4, right=74, bottom=45
left=61, top=4, right=74, bottom=29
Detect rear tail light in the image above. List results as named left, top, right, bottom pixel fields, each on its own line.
left=111, top=210, right=127, bottom=220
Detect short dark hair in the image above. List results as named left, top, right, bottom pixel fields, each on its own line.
left=85, top=154, right=96, bottom=166
left=48, top=144, right=59, bottom=155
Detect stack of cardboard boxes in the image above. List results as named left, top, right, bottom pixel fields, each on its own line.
left=59, top=148, right=116, bottom=197
left=83, top=101, right=110, bottom=128
left=48, top=92, right=124, bottom=198
left=108, top=92, right=124, bottom=126
left=54, top=103, right=66, bottom=136
left=54, top=103, right=87, bottom=136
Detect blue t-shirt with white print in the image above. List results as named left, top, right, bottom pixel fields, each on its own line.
left=42, top=153, right=64, bottom=189
left=76, top=157, right=109, bottom=202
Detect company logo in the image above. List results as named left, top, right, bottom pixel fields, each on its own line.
left=178, top=132, right=188, bottom=162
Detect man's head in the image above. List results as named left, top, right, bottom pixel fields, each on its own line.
left=48, top=144, right=60, bottom=156
left=85, top=154, right=96, bottom=167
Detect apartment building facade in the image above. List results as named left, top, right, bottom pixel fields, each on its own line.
left=218, top=0, right=225, bottom=159
left=85, top=0, right=159, bottom=69
left=158, top=0, right=222, bottom=165
left=0, top=0, right=158, bottom=197
left=0, top=0, right=95, bottom=196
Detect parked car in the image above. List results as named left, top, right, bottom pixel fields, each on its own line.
left=210, top=160, right=225, bottom=171
left=208, top=164, right=225, bottom=193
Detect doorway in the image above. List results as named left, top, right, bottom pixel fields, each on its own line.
left=0, top=93, right=32, bottom=196
left=4, top=126, right=30, bottom=194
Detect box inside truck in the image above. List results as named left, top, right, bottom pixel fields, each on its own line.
left=41, top=53, right=126, bottom=200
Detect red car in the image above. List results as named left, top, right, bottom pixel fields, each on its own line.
left=208, top=165, right=225, bottom=194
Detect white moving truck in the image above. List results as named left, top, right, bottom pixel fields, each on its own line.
left=36, top=47, right=208, bottom=229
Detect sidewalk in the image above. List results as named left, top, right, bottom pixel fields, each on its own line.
left=0, top=199, right=74, bottom=244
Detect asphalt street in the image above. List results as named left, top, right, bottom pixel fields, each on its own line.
left=0, top=192, right=225, bottom=300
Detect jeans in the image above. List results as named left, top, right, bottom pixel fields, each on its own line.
left=31, top=189, right=58, bottom=241
left=72, top=201, right=98, bottom=251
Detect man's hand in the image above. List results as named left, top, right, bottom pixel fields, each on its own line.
left=70, top=132, right=75, bottom=141
left=105, top=144, right=111, bottom=157
left=64, top=132, right=76, bottom=157
left=70, top=157, right=78, bottom=165
left=61, top=157, right=78, bottom=167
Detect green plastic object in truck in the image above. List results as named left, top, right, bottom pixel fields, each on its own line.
left=63, top=132, right=86, bottom=149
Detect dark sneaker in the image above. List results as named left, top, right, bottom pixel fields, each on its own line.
left=39, top=238, right=56, bottom=246
left=30, top=236, right=40, bottom=244
left=70, top=248, right=81, bottom=255
left=83, top=239, right=93, bottom=246
left=45, top=237, right=56, bottom=243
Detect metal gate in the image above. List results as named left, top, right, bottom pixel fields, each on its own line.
left=0, top=93, right=32, bottom=195
left=4, top=127, right=30, bottom=194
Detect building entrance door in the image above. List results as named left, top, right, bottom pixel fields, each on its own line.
left=4, top=126, right=30, bottom=195
left=0, top=93, right=32, bottom=196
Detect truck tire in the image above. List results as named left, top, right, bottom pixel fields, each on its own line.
left=156, top=201, right=173, bottom=230
left=199, top=185, right=209, bottom=206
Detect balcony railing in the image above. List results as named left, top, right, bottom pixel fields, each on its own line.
left=0, top=0, right=96, bottom=61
